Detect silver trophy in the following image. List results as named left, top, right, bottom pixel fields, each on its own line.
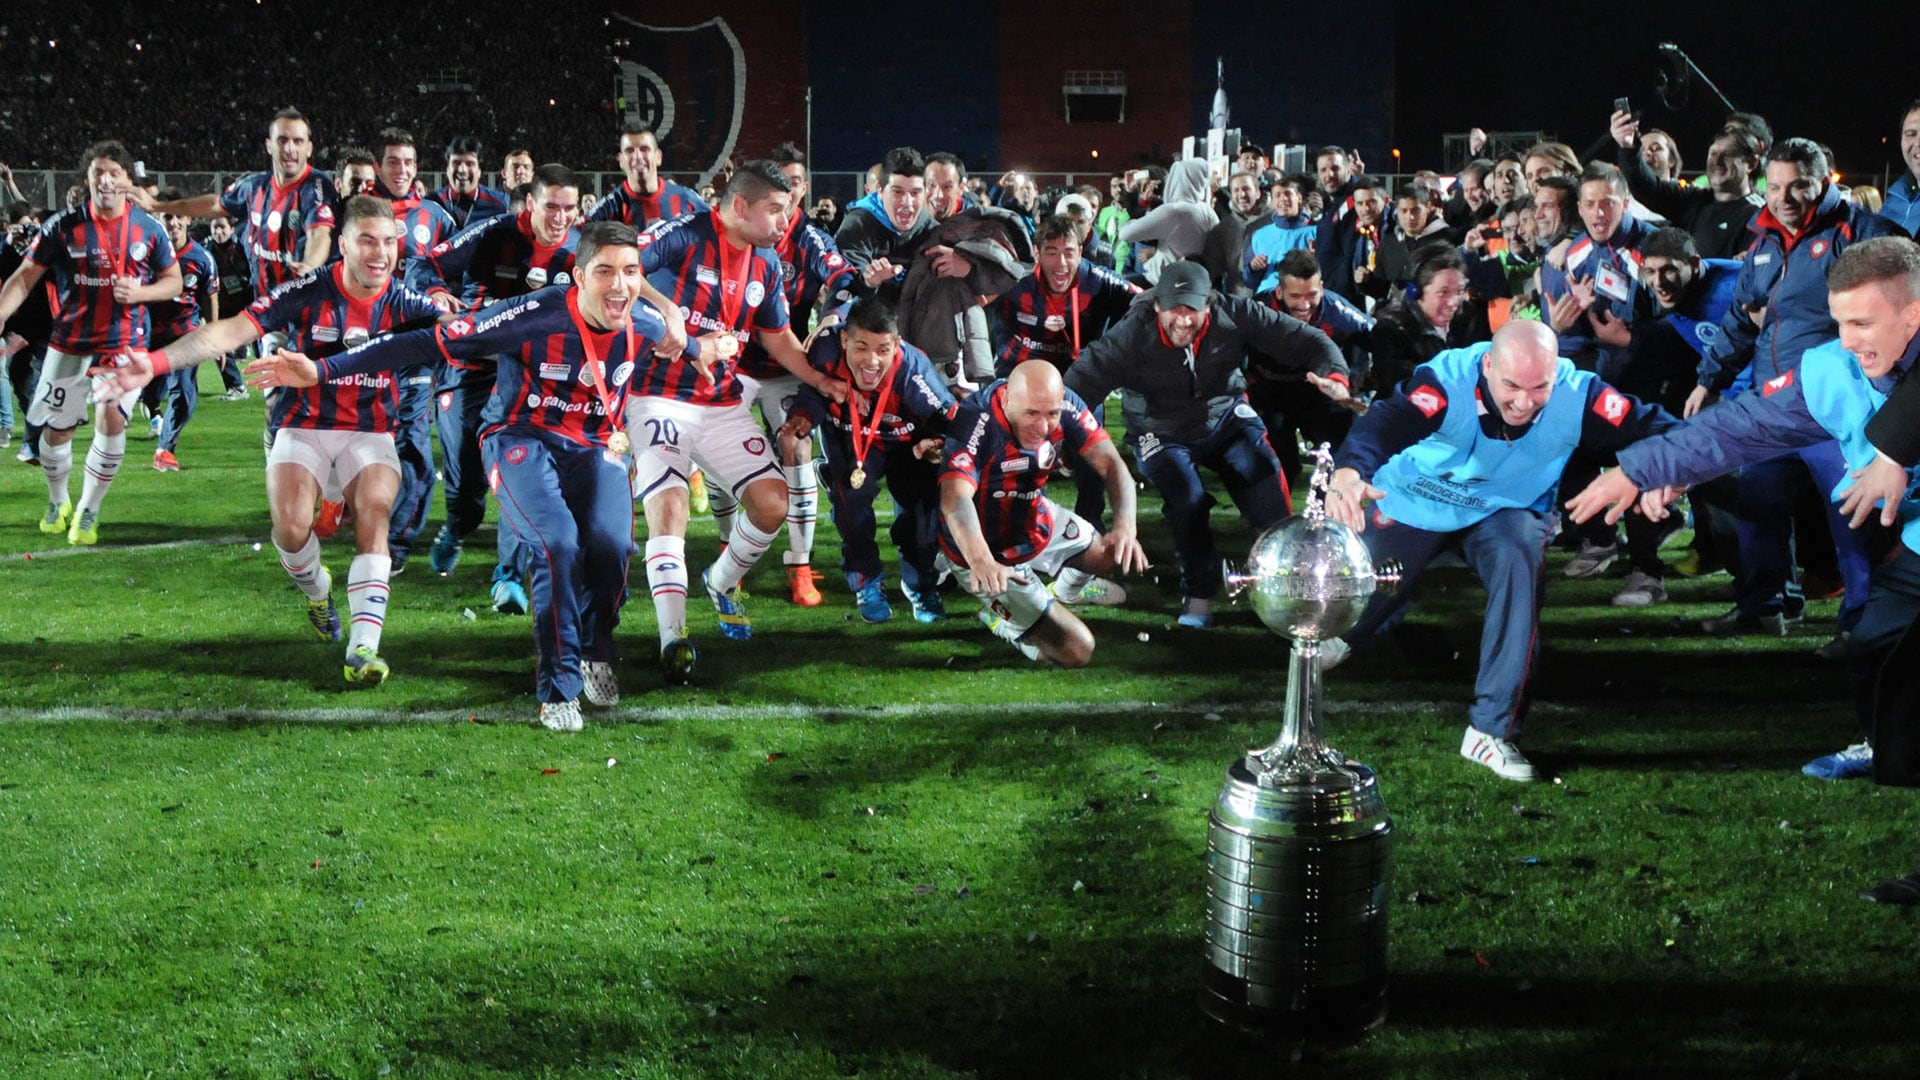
left=1200, top=445, right=1401, bottom=1037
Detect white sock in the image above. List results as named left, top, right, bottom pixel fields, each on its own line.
left=782, top=462, right=817, bottom=565
left=76, top=430, right=126, bottom=516
left=346, top=553, right=392, bottom=653
left=41, top=439, right=74, bottom=507
left=709, top=486, right=737, bottom=544
left=709, top=514, right=776, bottom=593
left=646, top=536, right=689, bottom=646
left=276, top=533, right=331, bottom=602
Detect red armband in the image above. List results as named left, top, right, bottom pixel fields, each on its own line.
left=148, top=349, right=172, bottom=376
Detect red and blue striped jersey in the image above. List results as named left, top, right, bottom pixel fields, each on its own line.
left=738, top=213, right=856, bottom=379
left=153, top=240, right=217, bottom=346
left=588, top=179, right=709, bottom=230
left=938, top=378, right=1110, bottom=566
left=428, top=184, right=511, bottom=232
left=789, top=336, right=956, bottom=445
left=633, top=210, right=789, bottom=406
left=993, top=262, right=1141, bottom=377
left=246, top=263, right=443, bottom=433
left=26, top=201, right=177, bottom=354
left=407, top=211, right=578, bottom=312
left=218, top=166, right=339, bottom=293
left=317, top=284, right=694, bottom=450
left=379, top=186, right=459, bottom=263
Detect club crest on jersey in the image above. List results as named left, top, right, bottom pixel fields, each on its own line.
left=266, top=210, right=283, bottom=232
left=439, top=392, right=453, bottom=411
left=745, top=280, right=766, bottom=307
left=129, top=241, right=149, bottom=262
left=553, top=271, right=571, bottom=285
left=1810, top=239, right=1830, bottom=259
left=507, top=445, right=528, bottom=465
left=1592, top=388, right=1630, bottom=426
left=578, top=362, right=596, bottom=387
left=412, top=223, right=430, bottom=247
left=1408, top=387, right=1447, bottom=417
left=525, top=267, right=548, bottom=287
left=780, top=260, right=796, bottom=283
left=745, top=436, right=767, bottom=456
left=612, top=361, right=635, bottom=385
left=1762, top=370, right=1795, bottom=397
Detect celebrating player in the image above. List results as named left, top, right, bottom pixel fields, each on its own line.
left=0, top=140, right=181, bottom=544
left=249, top=221, right=713, bottom=729
left=97, top=196, right=443, bottom=685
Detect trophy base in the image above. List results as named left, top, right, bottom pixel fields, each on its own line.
left=1197, top=963, right=1388, bottom=1041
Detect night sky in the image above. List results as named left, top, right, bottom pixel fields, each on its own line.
left=1396, top=1, right=1915, bottom=189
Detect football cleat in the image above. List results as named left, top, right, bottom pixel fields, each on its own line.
left=428, top=526, right=463, bottom=576
left=582, top=660, right=619, bottom=707
left=787, top=564, right=824, bottom=607
left=152, top=449, right=181, bottom=472
left=901, top=580, right=946, bottom=623
left=688, top=469, right=711, bottom=515
left=343, top=645, right=390, bottom=687
left=490, top=577, right=529, bottom=615
left=702, top=568, right=752, bottom=640
left=39, top=499, right=72, bottom=535
left=1053, top=574, right=1127, bottom=606
left=540, top=699, right=583, bottom=732
left=660, top=638, right=698, bottom=685
left=67, top=509, right=99, bottom=546
left=305, top=595, right=342, bottom=642
left=313, top=499, right=345, bottom=539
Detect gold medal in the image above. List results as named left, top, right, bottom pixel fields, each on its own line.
left=850, top=466, right=867, bottom=490
left=608, top=430, right=631, bottom=455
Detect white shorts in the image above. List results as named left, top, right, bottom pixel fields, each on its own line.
left=627, top=396, right=781, bottom=503
left=267, top=427, right=400, bottom=500
left=27, top=349, right=138, bottom=430
left=739, top=372, right=805, bottom=436
left=938, top=499, right=1098, bottom=638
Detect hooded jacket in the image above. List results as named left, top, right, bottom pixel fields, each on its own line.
left=1118, top=160, right=1219, bottom=284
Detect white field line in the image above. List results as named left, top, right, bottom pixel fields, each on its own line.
left=0, top=698, right=1572, bottom=725
left=0, top=536, right=257, bottom=563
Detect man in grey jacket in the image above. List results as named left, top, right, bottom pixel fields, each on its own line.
left=1064, top=261, right=1352, bottom=626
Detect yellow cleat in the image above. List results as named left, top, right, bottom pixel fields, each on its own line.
left=39, top=499, right=73, bottom=535
left=66, top=509, right=98, bottom=546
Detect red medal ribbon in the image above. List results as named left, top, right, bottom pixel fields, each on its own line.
left=843, top=349, right=902, bottom=470
left=568, top=291, right=635, bottom=447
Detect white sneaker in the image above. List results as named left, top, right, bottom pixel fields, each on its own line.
left=1317, top=637, right=1351, bottom=670
left=581, top=661, right=619, bottom=707
left=1053, top=575, right=1127, bottom=606
left=1460, top=725, right=1536, bottom=781
left=1611, top=570, right=1668, bottom=607
left=540, top=699, right=583, bottom=732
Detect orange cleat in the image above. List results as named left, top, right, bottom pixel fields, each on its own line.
left=314, top=499, right=345, bottom=539
left=787, top=564, right=823, bottom=607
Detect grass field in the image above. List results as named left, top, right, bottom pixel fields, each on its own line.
left=2, top=379, right=1916, bottom=1078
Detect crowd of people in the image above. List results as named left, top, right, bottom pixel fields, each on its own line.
left=5, top=76, right=1920, bottom=901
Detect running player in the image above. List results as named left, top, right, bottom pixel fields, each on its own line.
left=249, top=221, right=715, bottom=729
left=0, top=140, right=180, bottom=544
left=97, top=196, right=444, bottom=685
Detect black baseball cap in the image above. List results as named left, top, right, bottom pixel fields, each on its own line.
left=1153, top=261, right=1211, bottom=309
